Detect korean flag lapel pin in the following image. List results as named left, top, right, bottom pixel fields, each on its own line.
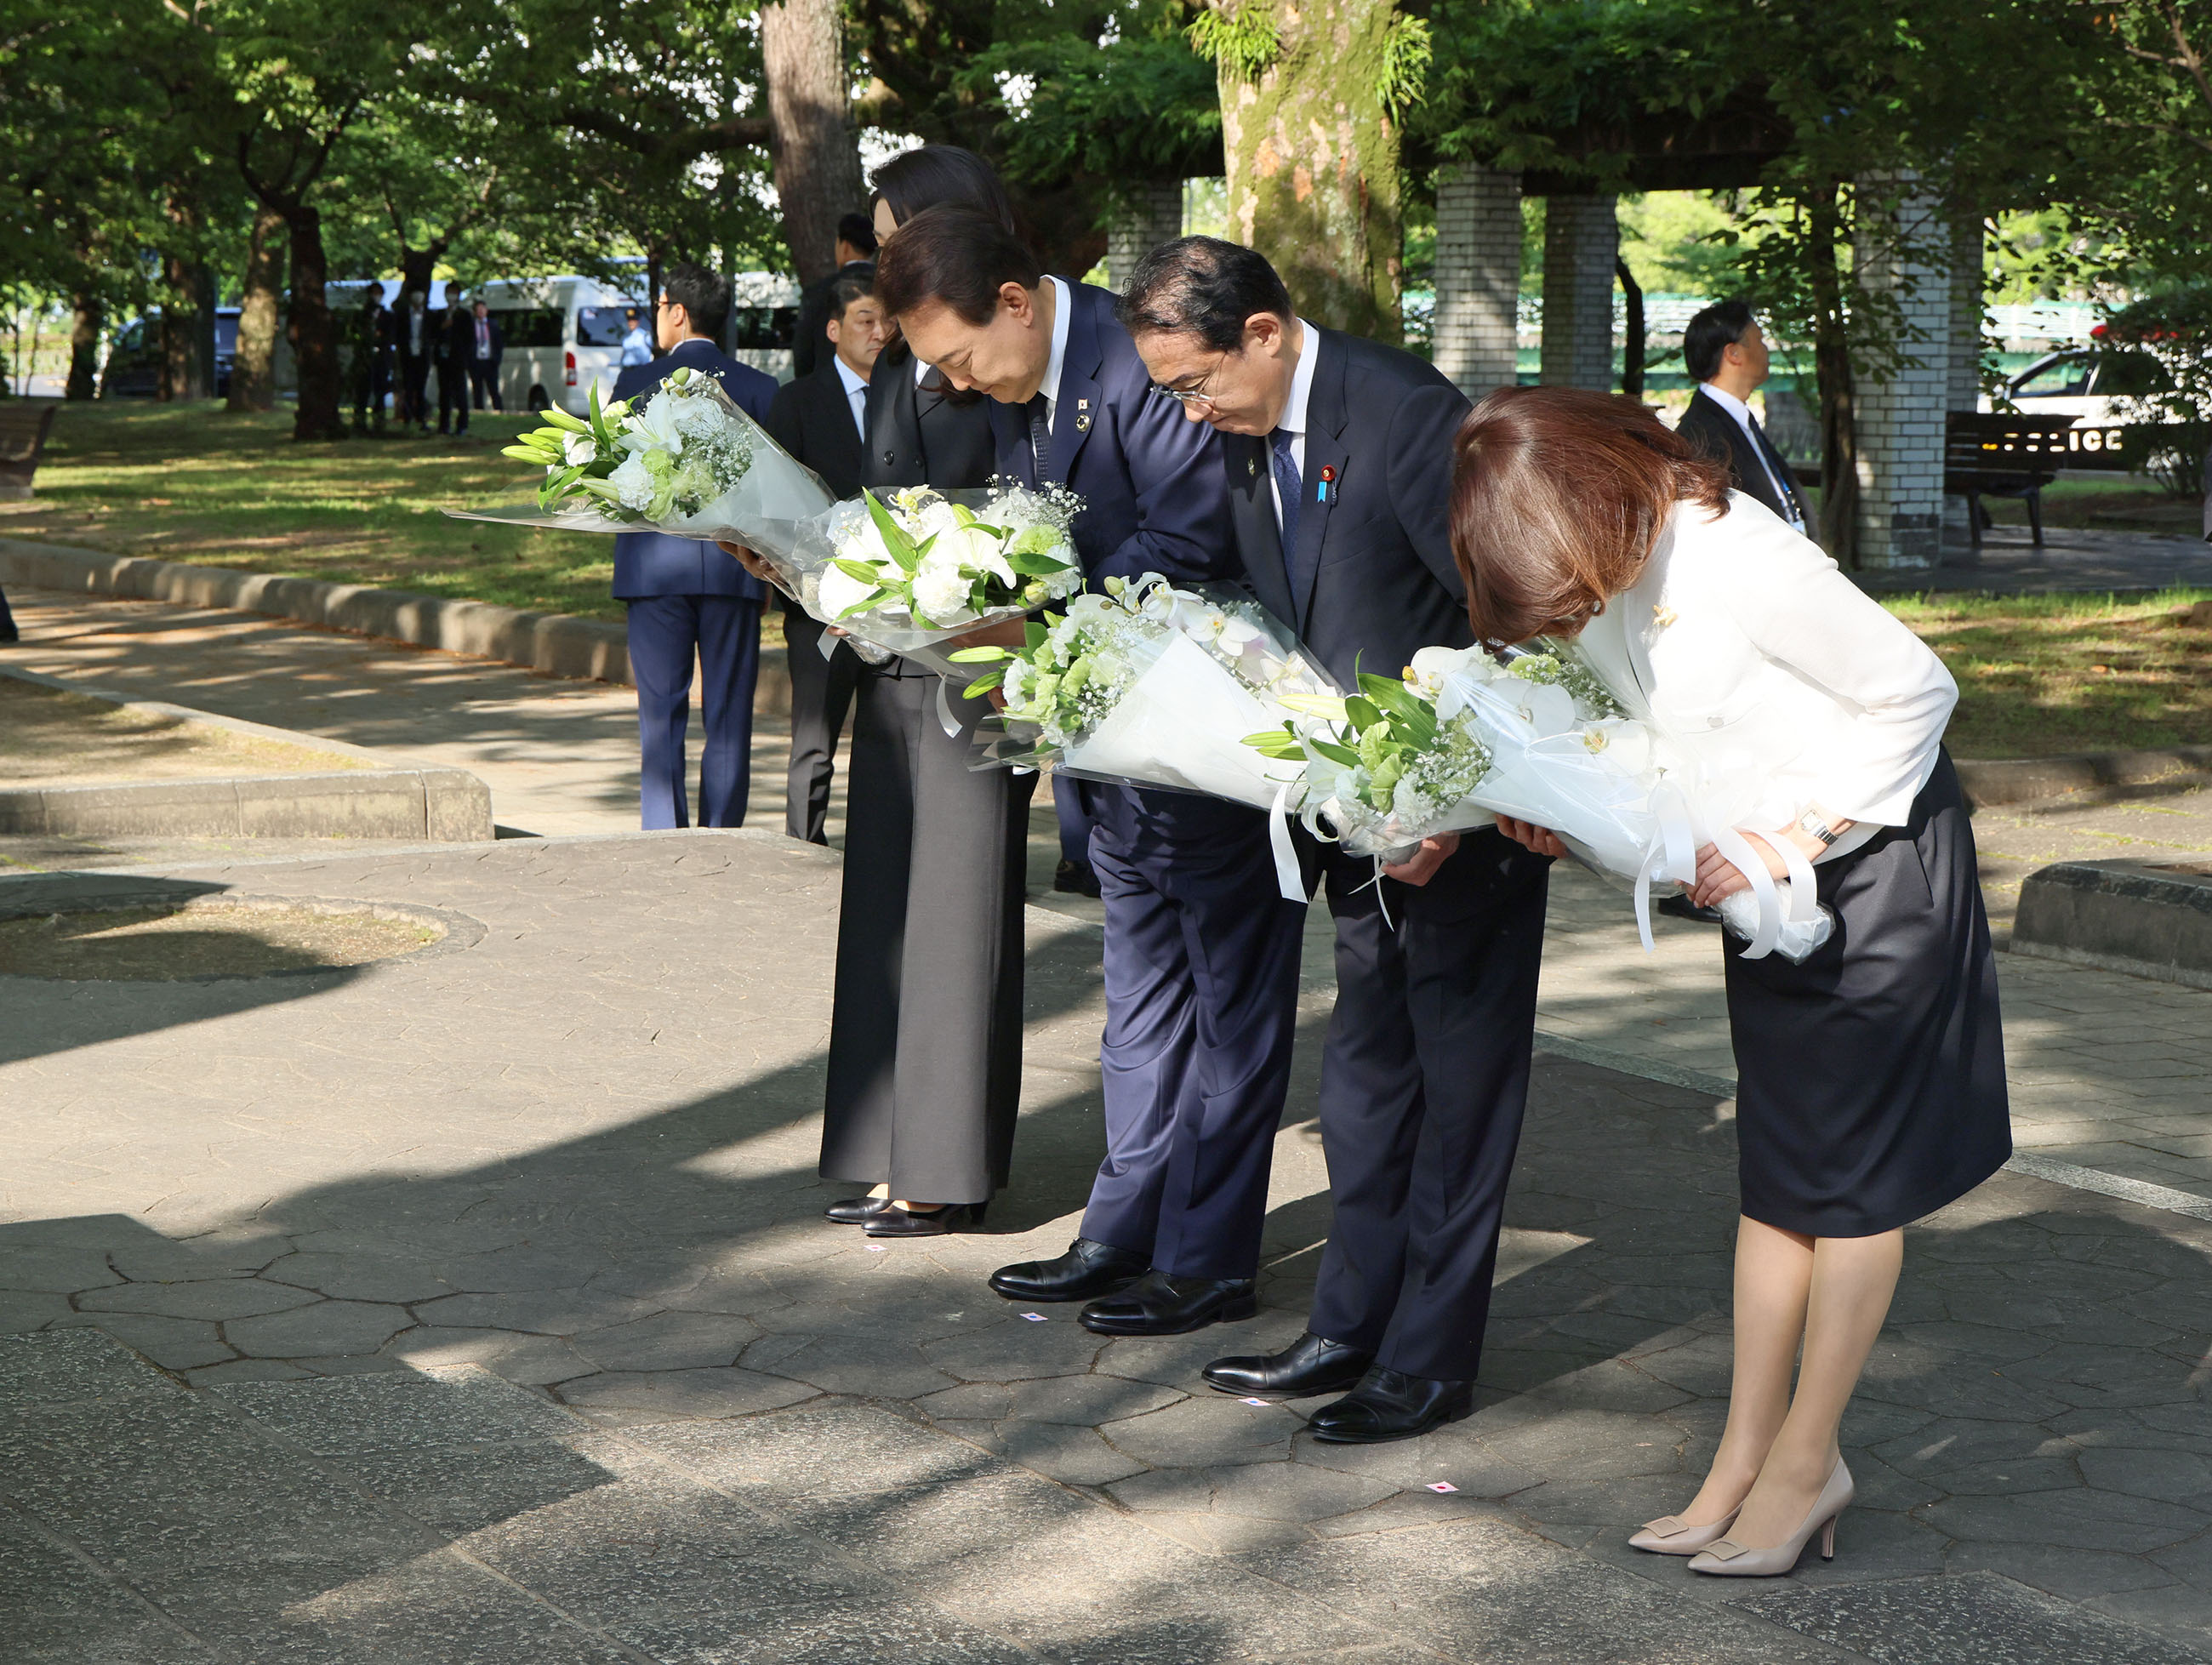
left=1317, top=464, right=1337, bottom=505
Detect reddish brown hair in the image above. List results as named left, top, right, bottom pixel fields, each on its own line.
left=1449, top=386, right=1731, bottom=643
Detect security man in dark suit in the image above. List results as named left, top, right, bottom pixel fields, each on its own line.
left=1676, top=299, right=1811, bottom=535
left=609, top=261, right=779, bottom=830
left=790, top=213, right=879, bottom=380
left=763, top=271, right=885, bottom=843
left=1124, top=237, right=1554, bottom=1443
left=876, top=206, right=1309, bottom=1338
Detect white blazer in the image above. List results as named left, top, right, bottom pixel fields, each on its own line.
left=1574, top=493, right=1956, bottom=860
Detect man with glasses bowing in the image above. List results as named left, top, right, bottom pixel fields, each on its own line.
left=871, top=207, right=1310, bottom=1338
left=1121, top=237, right=1552, bottom=1443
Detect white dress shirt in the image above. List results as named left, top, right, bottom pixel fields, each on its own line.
left=1575, top=493, right=1957, bottom=858
left=1036, top=274, right=1074, bottom=429
left=1699, top=383, right=1803, bottom=532
left=1268, top=318, right=1320, bottom=533
left=834, top=356, right=869, bottom=439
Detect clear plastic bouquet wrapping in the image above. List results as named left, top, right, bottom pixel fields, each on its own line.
left=1249, top=640, right=1832, bottom=962
left=444, top=370, right=835, bottom=543
left=958, top=576, right=1338, bottom=900
left=739, top=483, right=1086, bottom=675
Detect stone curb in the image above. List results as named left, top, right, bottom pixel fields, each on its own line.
left=0, top=538, right=792, bottom=716
left=1955, top=747, right=2212, bottom=807
left=2013, top=858, right=2212, bottom=989
left=0, top=663, right=493, bottom=842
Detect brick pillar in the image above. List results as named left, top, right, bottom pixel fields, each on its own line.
left=1431, top=163, right=1521, bottom=398
left=1105, top=182, right=1186, bottom=294
left=1539, top=194, right=1617, bottom=391
left=1853, top=182, right=1951, bottom=568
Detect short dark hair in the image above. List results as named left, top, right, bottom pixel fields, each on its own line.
left=1118, top=236, right=1293, bottom=353
left=1684, top=299, right=1757, bottom=383
left=664, top=261, right=732, bottom=342
left=827, top=271, right=875, bottom=325
left=873, top=204, right=1040, bottom=326
left=869, top=145, right=1017, bottom=234
left=837, top=213, right=879, bottom=258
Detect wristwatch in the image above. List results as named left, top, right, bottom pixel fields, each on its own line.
left=1795, top=809, right=1841, bottom=847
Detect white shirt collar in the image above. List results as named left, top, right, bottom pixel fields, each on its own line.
left=1700, top=382, right=1755, bottom=430
left=834, top=356, right=868, bottom=401
left=1038, top=276, right=1073, bottom=413
left=1277, top=318, right=1319, bottom=437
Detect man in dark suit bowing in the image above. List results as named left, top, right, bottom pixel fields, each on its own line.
left=1676, top=299, right=1811, bottom=538
left=611, top=261, right=779, bottom=830
left=874, top=206, right=1309, bottom=1337
left=1124, top=237, right=1554, bottom=1442
left=764, top=271, right=884, bottom=843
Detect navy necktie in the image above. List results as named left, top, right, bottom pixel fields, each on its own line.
left=1028, top=392, right=1052, bottom=485
left=1270, top=428, right=1302, bottom=583
left=1747, top=414, right=1804, bottom=529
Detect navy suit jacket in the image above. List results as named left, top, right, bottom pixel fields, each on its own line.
left=991, top=282, right=1241, bottom=844
left=610, top=338, right=779, bottom=602
left=988, top=282, right=1232, bottom=589
left=1223, top=328, right=1472, bottom=689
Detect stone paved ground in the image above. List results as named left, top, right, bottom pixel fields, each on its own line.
left=1858, top=522, right=2212, bottom=595
left=5, top=834, right=2212, bottom=1663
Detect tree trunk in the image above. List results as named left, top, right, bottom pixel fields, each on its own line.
left=229, top=206, right=286, bottom=413
left=1212, top=0, right=1404, bottom=339
left=1615, top=254, right=1645, bottom=399
left=285, top=203, right=347, bottom=442
left=67, top=294, right=102, bottom=400
left=161, top=254, right=201, bottom=402
left=1807, top=186, right=1858, bottom=569
left=761, top=0, right=865, bottom=283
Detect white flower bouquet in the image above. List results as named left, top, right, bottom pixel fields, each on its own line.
left=761, top=483, right=1086, bottom=661
left=444, top=370, right=834, bottom=544
left=1251, top=638, right=1831, bottom=961
left=958, top=578, right=1335, bottom=867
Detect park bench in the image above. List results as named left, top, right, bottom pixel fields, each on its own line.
left=0, top=398, right=61, bottom=499
left=1944, top=411, right=2080, bottom=551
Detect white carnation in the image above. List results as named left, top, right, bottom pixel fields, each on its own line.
left=912, top=564, right=976, bottom=625
left=817, top=562, right=882, bottom=620
left=608, top=454, right=656, bottom=511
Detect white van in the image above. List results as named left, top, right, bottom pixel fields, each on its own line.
left=476, top=273, right=802, bottom=415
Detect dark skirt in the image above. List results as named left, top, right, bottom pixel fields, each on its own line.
left=818, top=664, right=1038, bottom=1204
left=1725, top=750, right=2011, bottom=1237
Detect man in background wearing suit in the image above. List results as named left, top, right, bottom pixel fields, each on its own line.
left=465, top=298, right=505, bottom=414
left=436, top=291, right=471, bottom=436
left=877, top=207, right=1310, bottom=1338
left=1125, top=237, right=1553, bottom=1442
left=790, top=213, right=879, bottom=380
left=610, top=261, right=779, bottom=830
left=1677, top=299, right=1810, bottom=537
left=764, top=271, right=885, bottom=843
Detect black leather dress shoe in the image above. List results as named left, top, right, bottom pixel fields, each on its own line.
left=824, top=1195, right=890, bottom=1224
left=1053, top=858, right=1102, bottom=898
left=989, top=1238, right=1149, bottom=1303
left=1306, top=1367, right=1474, bottom=1444
left=1657, top=892, right=1725, bottom=925
left=1078, top=1270, right=1257, bottom=1337
left=1204, top=1331, right=1373, bottom=1401
left=863, top=1200, right=985, bottom=1238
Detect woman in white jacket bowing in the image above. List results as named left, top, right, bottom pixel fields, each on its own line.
left=1457, top=387, right=2010, bottom=1577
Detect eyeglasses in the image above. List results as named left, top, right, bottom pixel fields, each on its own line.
left=1149, top=352, right=1226, bottom=413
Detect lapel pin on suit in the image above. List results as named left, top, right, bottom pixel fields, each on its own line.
left=1317, top=464, right=1337, bottom=505
left=1075, top=396, right=1091, bottom=433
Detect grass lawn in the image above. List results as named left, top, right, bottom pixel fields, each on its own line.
left=4, top=402, right=2208, bottom=759
left=1888, top=589, right=2212, bottom=757
left=0, top=399, right=633, bottom=622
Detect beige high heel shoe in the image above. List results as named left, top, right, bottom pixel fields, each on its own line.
left=1628, top=1506, right=1742, bottom=1556
left=1688, top=1459, right=1854, bottom=1577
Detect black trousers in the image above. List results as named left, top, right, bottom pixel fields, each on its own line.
left=398, top=351, right=430, bottom=425
left=1305, top=829, right=1550, bottom=1382
left=780, top=603, right=860, bottom=845
left=0, top=582, right=18, bottom=641
left=470, top=362, right=502, bottom=411
left=436, top=363, right=469, bottom=432
left=818, top=665, right=1036, bottom=1204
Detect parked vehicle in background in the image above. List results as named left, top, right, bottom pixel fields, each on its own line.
left=1989, top=347, right=2174, bottom=425
left=99, top=310, right=240, bottom=398
left=727, top=272, right=801, bottom=383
